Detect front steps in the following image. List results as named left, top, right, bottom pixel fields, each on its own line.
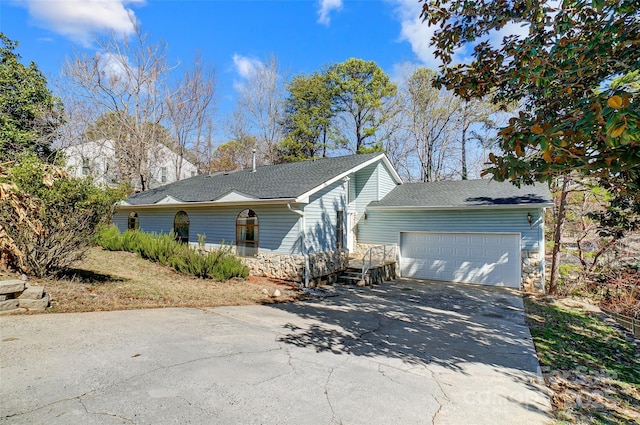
left=338, top=267, right=366, bottom=286
left=337, top=262, right=397, bottom=286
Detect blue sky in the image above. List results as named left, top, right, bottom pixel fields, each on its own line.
left=1, top=1, right=443, bottom=123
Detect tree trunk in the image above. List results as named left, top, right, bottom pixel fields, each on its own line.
left=549, top=176, right=571, bottom=294
left=461, top=124, right=468, bottom=180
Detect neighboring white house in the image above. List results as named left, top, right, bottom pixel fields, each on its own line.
left=62, top=139, right=198, bottom=190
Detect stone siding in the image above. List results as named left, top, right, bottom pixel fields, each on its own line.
left=242, top=250, right=349, bottom=284
left=308, top=250, right=349, bottom=279
left=242, top=253, right=305, bottom=282
left=522, top=250, right=544, bottom=293
left=352, top=243, right=377, bottom=259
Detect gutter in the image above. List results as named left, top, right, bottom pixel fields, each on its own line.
left=117, top=197, right=299, bottom=210
left=287, top=203, right=309, bottom=288
left=366, top=203, right=555, bottom=211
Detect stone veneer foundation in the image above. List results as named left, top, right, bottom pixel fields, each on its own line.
left=521, top=250, right=545, bottom=293
left=241, top=250, right=349, bottom=285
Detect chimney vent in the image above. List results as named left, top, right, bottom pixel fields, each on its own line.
left=252, top=149, right=257, bottom=173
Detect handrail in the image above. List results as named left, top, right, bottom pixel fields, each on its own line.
left=361, top=244, right=397, bottom=281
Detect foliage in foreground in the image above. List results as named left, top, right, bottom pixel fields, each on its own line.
left=525, top=297, right=640, bottom=424
left=421, top=0, right=640, bottom=197
left=96, top=226, right=249, bottom=281
left=0, top=155, right=124, bottom=277
left=0, top=33, right=63, bottom=161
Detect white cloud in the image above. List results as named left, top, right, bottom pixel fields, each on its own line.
left=389, top=0, right=533, bottom=71
left=317, top=0, right=342, bottom=26
left=97, top=52, right=132, bottom=83
left=18, top=0, right=144, bottom=45
left=389, top=0, right=442, bottom=70
left=231, top=54, right=265, bottom=92
left=232, top=54, right=264, bottom=80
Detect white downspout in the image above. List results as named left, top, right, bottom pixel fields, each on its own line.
left=287, top=203, right=309, bottom=288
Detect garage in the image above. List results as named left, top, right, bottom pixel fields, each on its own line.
left=399, top=232, right=521, bottom=288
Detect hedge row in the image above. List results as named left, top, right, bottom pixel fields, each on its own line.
left=96, top=226, right=249, bottom=281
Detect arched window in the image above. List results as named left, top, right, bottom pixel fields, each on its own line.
left=174, top=211, right=190, bottom=243
left=236, top=209, right=258, bottom=256
left=127, top=212, right=139, bottom=231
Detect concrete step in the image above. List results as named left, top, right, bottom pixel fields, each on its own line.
left=337, top=275, right=365, bottom=286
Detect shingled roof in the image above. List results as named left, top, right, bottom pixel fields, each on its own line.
left=123, top=153, right=392, bottom=206
left=368, top=179, right=553, bottom=209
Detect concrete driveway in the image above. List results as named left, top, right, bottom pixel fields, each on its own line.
left=0, top=279, right=551, bottom=425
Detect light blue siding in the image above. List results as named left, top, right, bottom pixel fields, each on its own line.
left=112, top=211, right=128, bottom=231
left=358, top=208, right=544, bottom=251
left=303, top=179, right=347, bottom=253
left=347, top=173, right=357, bottom=212
left=376, top=161, right=399, bottom=200
left=114, top=205, right=302, bottom=254
left=351, top=161, right=399, bottom=219
left=353, top=163, right=377, bottom=218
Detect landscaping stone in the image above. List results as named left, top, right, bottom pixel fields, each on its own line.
left=0, top=279, right=50, bottom=313
left=0, top=280, right=26, bottom=295
left=18, top=286, right=44, bottom=300
left=0, top=299, right=20, bottom=311
left=18, top=293, right=50, bottom=311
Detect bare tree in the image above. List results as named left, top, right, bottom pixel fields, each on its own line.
left=402, top=68, right=461, bottom=182
left=232, top=54, right=285, bottom=164
left=61, top=26, right=172, bottom=191
left=379, top=96, right=414, bottom=181
left=165, top=52, right=216, bottom=179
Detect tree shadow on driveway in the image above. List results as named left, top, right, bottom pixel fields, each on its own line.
left=274, top=278, right=541, bottom=375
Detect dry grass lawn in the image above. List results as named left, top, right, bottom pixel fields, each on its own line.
left=9, top=248, right=300, bottom=313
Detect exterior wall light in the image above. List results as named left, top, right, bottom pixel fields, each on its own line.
left=527, top=212, right=533, bottom=227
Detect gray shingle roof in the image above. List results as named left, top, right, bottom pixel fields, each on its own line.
left=125, top=153, right=383, bottom=205
left=368, top=180, right=552, bottom=209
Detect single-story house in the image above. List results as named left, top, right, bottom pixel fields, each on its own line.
left=114, top=153, right=552, bottom=292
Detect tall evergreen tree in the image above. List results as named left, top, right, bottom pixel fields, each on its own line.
left=278, top=72, right=334, bottom=162
left=0, top=33, right=63, bottom=161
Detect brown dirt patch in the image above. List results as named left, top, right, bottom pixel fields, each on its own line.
left=3, top=248, right=300, bottom=313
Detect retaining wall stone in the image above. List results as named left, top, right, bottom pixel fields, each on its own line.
left=0, top=279, right=50, bottom=313
left=0, top=280, right=26, bottom=295
left=522, top=250, right=544, bottom=293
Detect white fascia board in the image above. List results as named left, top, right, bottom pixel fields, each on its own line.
left=115, top=197, right=299, bottom=210
left=366, top=203, right=554, bottom=211
left=380, top=154, right=403, bottom=185
left=294, top=154, right=402, bottom=203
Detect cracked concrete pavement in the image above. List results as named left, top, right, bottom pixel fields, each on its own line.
left=0, top=279, right=551, bottom=424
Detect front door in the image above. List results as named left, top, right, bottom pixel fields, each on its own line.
left=346, top=212, right=355, bottom=252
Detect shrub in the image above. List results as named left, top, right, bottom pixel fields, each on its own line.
left=135, top=231, right=186, bottom=266
left=96, top=226, right=248, bottom=280
left=95, top=224, right=124, bottom=251
left=0, top=155, right=126, bottom=277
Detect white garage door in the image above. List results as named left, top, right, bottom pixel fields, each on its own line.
left=400, top=232, right=521, bottom=288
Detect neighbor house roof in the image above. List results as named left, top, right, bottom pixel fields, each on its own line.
left=121, top=153, right=400, bottom=207
left=367, top=179, right=553, bottom=210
